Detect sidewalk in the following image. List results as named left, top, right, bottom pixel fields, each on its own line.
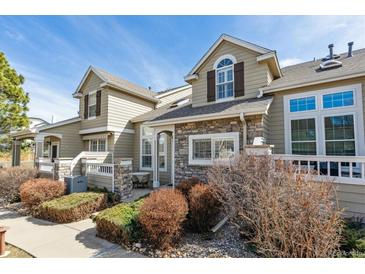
left=0, top=208, right=144, bottom=258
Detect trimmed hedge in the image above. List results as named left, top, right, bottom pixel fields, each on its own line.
left=38, top=192, right=107, bottom=223
left=139, top=189, right=188, bottom=250
left=20, top=179, right=65, bottom=208
left=94, top=199, right=144, bottom=245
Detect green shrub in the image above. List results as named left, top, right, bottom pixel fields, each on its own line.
left=94, top=199, right=144, bottom=245
left=340, top=218, right=365, bottom=257
left=87, top=186, right=120, bottom=205
left=20, top=178, right=65, bottom=208
left=38, top=192, right=107, bottom=223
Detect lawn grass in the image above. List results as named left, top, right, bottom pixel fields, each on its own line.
left=38, top=192, right=107, bottom=223
left=94, top=199, right=144, bottom=245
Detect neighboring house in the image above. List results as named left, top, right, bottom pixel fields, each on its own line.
left=12, top=34, right=365, bottom=217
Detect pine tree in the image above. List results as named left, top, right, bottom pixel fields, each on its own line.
left=0, top=52, right=30, bottom=133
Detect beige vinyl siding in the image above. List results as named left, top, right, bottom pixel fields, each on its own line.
left=79, top=72, right=108, bottom=130
left=40, top=121, right=83, bottom=158
left=107, top=88, right=155, bottom=130
left=192, top=40, right=270, bottom=107
left=157, top=87, right=192, bottom=108
left=336, top=183, right=365, bottom=217
left=113, top=131, right=134, bottom=159
left=267, top=77, right=365, bottom=154
left=87, top=174, right=113, bottom=191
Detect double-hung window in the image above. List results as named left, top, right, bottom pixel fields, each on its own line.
left=88, top=92, right=97, bottom=118
left=290, top=118, right=317, bottom=155
left=89, top=138, right=107, bottom=152
left=189, top=132, right=239, bottom=165
left=215, top=58, right=234, bottom=100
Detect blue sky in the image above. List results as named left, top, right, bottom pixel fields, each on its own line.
left=1, top=16, right=364, bottom=122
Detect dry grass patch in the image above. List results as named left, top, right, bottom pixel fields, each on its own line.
left=38, top=192, right=107, bottom=223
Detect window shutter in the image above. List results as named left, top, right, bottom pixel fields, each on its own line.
left=84, top=94, right=89, bottom=119
left=234, top=62, right=245, bottom=97
left=207, top=70, right=216, bottom=102
left=96, top=90, right=101, bottom=116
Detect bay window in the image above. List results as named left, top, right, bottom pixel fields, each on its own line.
left=189, top=132, right=239, bottom=165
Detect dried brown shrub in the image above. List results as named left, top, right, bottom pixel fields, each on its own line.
left=0, top=167, right=37, bottom=205
left=20, top=179, right=65, bottom=208
left=188, top=183, right=221, bottom=232
left=139, top=189, right=188, bottom=250
left=38, top=192, right=107, bottom=223
left=175, top=177, right=200, bottom=199
left=208, top=154, right=344, bottom=258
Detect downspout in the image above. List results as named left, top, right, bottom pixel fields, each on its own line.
left=240, top=112, right=247, bottom=149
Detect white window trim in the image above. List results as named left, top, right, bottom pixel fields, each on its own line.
left=88, top=137, right=108, bottom=152
left=158, top=134, right=167, bottom=172
left=188, top=132, right=240, bottom=166
left=88, top=90, right=97, bottom=120
left=140, top=126, right=167, bottom=172
left=283, top=83, right=364, bottom=156
left=214, top=55, right=236, bottom=102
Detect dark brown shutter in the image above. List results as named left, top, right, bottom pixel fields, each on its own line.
left=207, top=70, right=216, bottom=102
left=96, top=90, right=101, bottom=116
left=84, top=94, right=89, bottom=119
left=234, top=62, right=245, bottom=98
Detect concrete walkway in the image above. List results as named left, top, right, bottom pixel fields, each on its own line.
left=0, top=208, right=144, bottom=258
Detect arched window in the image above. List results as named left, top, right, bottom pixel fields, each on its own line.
left=215, top=57, right=235, bottom=100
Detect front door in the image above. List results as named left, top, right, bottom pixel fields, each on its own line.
left=51, top=144, right=58, bottom=162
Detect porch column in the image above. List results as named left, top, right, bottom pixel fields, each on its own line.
left=11, top=139, right=21, bottom=167
left=152, top=132, right=160, bottom=188
left=171, top=131, right=175, bottom=188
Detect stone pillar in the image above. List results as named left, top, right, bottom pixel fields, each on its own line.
left=54, top=159, right=72, bottom=181
left=114, top=158, right=133, bottom=201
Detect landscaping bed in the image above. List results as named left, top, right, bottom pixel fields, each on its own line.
left=37, top=192, right=107, bottom=223
left=94, top=199, right=144, bottom=246
left=131, top=222, right=257, bottom=258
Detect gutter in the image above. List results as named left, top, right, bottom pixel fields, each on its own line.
left=263, top=71, right=365, bottom=94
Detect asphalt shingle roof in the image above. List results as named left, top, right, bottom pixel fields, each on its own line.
left=92, top=66, right=157, bottom=100
left=264, top=48, right=365, bottom=92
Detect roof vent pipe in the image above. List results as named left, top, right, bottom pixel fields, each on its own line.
left=328, top=44, right=334, bottom=60
left=348, top=41, right=354, bottom=57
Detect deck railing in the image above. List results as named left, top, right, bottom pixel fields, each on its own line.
left=272, top=154, right=365, bottom=185
left=86, top=161, right=114, bottom=177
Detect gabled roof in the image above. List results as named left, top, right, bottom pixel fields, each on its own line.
left=263, top=48, right=365, bottom=93
left=73, top=66, right=159, bottom=103
left=184, top=34, right=281, bottom=80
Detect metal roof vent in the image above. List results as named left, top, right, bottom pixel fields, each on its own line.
left=319, top=43, right=342, bottom=70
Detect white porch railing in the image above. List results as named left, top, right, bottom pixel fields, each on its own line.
left=70, top=151, right=111, bottom=175
left=273, top=154, right=365, bottom=185
left=86, top=161, right=114, bottom=177
left=38, top=161, right=55, bottom=174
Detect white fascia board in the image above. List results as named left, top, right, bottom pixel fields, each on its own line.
left=184, top=74, right=199, bottom=82
left=263, top=71, right=365, bottom=94
left=256, top=52, right=282, bottom=78
left=79, top=126, right=135, bottom=135
left=73, top=66, right=108, bottom=95
left=186, top=34, right=271, bottom=77
left=146, top=110, right=267, bottom=127
left=38, top=117, right=81, bottom=131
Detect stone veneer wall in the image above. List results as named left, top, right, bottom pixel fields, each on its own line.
left=174, top=116, right=265, bottom=183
